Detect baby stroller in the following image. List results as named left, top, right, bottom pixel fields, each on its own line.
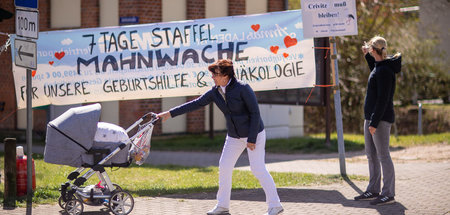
left=44, top=103, right=158, bottom=215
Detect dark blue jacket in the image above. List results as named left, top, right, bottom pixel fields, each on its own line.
left=169, top=77, right=264, bottom=143
left=364, top=53, right=402, bottom=128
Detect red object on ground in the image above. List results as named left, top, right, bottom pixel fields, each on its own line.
left=16, top=155, right=36, bottom=196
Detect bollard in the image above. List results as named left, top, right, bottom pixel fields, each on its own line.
left=418, top=103, right=423, bottom=135
left=4, top=138, right=17, bottom=207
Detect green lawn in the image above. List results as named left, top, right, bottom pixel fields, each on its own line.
left=0, top=153, right=366, bottom=205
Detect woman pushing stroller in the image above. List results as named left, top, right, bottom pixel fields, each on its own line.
left=158, top=59, right=284, bottom=215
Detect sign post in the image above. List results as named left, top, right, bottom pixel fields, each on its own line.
left=301, top=0, right=358, bottom=176
left=14, top=0, right=38, bottom=212
left=330, top=36, right=346, bottom=176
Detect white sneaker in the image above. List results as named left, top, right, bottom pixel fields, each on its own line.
left=206, top=205, right=230, bottom=215
left=265, top=206, right=284, bottom=215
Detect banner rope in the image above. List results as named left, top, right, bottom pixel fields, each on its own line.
left=305, top=84, right=334, bottom=104
left=0, top=34, right=11, bottom=55
left=314, top=47, right=331, bottom=59
left=0, top=108, right=18, bottom=124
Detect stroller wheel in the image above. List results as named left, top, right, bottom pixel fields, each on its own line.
left=102, top=183, right=123, bottom=197
left=109, top=190, right=134, bottom=215
left=59, top=194, right=80, bottom=209
left=108, top=183, right=122, bottom=192
left=58, top=196, right=65, bottom=209
left=113, top=183, right=123, bottom=191
left=64, top=199, right=84, bottom=215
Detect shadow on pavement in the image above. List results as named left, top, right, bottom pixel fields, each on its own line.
left=343, top=175, right=363, bottom=194
left=164, top=187, right=407, bottom=215
left=57, top=206, right=111, bottom=215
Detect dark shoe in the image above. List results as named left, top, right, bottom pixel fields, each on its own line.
left=354, top=191, right=379, bottom=201
left=370, top=195, right=395, bottom=205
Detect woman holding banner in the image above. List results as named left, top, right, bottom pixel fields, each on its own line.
left=354, top=36, right=401, bottom=205
left=157, top=59, right=284, bottom=215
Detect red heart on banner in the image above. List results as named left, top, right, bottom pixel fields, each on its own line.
left=49, top=61, right=54, bottom=65
left=55, top=51, right=65, bottom=60
left=270, top=46, right=279, bottom=54
left=284, top=36, right=297, bottom=48
left=251, top=24, right=260, bottom=32
left=31, top=70, right=36, bottom=77
left=283, top=53, right=289, bottom=58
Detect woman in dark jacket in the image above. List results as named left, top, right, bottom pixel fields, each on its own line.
left=158, top=59, right=283, bottom=215
left=354, top=36, right=401, bottom=205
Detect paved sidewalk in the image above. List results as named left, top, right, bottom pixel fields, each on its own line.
left=1, top=144, right=449, bottom=215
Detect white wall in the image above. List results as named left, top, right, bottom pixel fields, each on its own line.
left=246, top=0, right=267, bottom=14
left=16, top=109, right=27, bottom=129
left=206, top=0, right=228, bottom=18
left=50, top=0, right=81, bottom=28
left=163, top=0, right=187, bottom=22
left=100, top=0, right=119, bottom=27
left=162, top=97, right=187, bottom=133
left=260, top=104, right=304, bottom=139
left=288, top=105, right=304, bottom=137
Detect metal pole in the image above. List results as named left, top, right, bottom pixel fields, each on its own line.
left=209, top=103, right=214, bottom=139
left=418, top=102, right=422, bottom=135
left=4, top=138, right=17, bottom=207
left=26, top=69, right=33, bottom=213
left=325, top=38, right=331, bottom=146
left=330, top=37, right=346, bottom=176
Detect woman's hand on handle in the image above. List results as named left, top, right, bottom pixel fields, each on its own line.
left=157, top=111, right=171, bottom=122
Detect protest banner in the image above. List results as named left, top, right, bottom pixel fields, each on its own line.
left=11, top=10, right=315, bottom=109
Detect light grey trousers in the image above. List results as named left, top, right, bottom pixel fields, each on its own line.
left=364, top=120, right=395, bottom=197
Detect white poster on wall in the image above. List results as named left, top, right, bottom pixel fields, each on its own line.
left=301, top=0, right=358, bottom=38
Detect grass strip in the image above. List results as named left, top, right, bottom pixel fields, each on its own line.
left=0, top=155, right=366, bottom=205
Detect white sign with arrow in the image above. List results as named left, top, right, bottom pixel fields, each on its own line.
left=14, top=38, right=37, bottom=69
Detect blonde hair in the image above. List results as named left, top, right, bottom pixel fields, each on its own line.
left=368, top=35, right=401, bottom=59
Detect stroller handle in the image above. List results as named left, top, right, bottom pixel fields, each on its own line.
left=125, top=112, right=159, bottom=133
left=142, top=112, right=158, bottom=121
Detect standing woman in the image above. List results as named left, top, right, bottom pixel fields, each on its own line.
left=354, top=36, right=401, bottom=205
left=157, top=59, right=284, bottom=215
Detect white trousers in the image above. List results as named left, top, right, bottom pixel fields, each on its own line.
left=216, top=130, right=281, bottom=208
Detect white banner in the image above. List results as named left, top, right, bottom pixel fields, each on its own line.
left=301, top=0, right=358, bottom=38
left=11, top=10, right=316, bottom=109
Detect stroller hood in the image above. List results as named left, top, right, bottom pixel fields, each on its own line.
left=44, top=103, right=101, bottom=166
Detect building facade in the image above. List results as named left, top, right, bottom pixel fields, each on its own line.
left=0, top=0, right=305, bottom=139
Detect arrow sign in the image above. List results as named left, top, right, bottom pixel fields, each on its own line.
left=14, top=38, right=37, bottom=69
left=18, top=45, right=34, bottom=61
